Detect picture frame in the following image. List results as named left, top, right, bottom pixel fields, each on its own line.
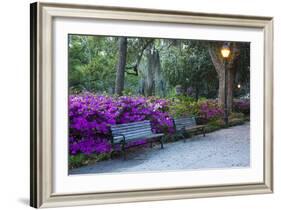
left=30, top=2, right=273, bottom=208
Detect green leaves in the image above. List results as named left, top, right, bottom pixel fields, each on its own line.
left=69, top=35, right=118, bottom=93
left=69, top=153, right=86, bottom=168
left=68, top=35, right=249, bottom=100
left=168, top=96, right=199, bottom=118
left=161, top=40, right=218, bottom=99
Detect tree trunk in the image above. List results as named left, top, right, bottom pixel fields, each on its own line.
left=208, top=45, right=225, bottom=106
left=208, top=43, right=239, bottom=112
left=81, top=36, right=92, bottom=64
left=138, top=78, right=145, bottom=95
left=115, top=37, right=127, bottom=96
left=153, top=50, right=165, bottom=97
left=144, top=48, right=164, bottom=97
left=195, top=85, right=199, bottom=101
left=145, top=48, right=157, bottom=96
left=218, top=73, right=225, bottom=106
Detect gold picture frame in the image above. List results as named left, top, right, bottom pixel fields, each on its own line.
left=30, top=2, right=273, bottom=208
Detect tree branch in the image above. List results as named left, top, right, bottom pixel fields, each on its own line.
left=208, top=44, right=224, bottom=76
left=125, top=39, right=154, bottom=76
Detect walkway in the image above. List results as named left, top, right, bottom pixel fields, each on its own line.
left=69, top=123, right=250, bottom=175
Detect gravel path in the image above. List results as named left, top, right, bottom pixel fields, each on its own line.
left=69, top=123, right=250, bottom=175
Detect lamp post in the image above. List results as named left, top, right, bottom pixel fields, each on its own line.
left=221, top=44, right=231, bottom=127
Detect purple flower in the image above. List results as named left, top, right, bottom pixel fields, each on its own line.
left=233, top=99, right=250, bottom=114
left=69, top=93, right=174, bottom=156
left=198, top=100, right=223, bottom=120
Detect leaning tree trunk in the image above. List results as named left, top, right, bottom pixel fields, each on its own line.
left=216, top=68, right=235, bottom=110
left=115, top=37, right=127, bottom=96
left=144, top=48, right=163, bottom=97
left=145, top=48, right=156, bottom=96
left=208, top=43, right=240, bottom=112
left=208, top=45, right=225, bottom=106
left=153, top=50, right=165, bottom=97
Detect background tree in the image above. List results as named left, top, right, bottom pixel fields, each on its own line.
left=68, top=34, right=250, bottom=104
left=125, top=38, right=154, bottom=95
left=161, top=40, right=217, bottom=99
left=68, top=35, right=118, bottom=93
left=115, top=37, right=128, bottom=96
left=208, top=42, right=247, bottom=111
left=233, top=43, right=250, bottom=98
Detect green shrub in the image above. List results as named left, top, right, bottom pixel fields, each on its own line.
left=205, top=124, right=222, bottom=133
left=229, top=112, right=245, bottom=119
left=233, top=99, right=250, bottom=115
left=208, top=118, right=225, bottom=127
left=168, top=96, right=199, bottom=117
left=69, top=153, right=87, bottom=169
left=95, top=153, right=111, bottom=162
left=69, top=152, right=112, bottom=169
left=229, top=118, right=245, bottom=126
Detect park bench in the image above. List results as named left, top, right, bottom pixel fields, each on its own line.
left=110, top=120, right=164, bottom=160
left=173, top=116, right=206, bottom=142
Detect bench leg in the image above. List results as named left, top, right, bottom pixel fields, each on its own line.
left=121, top=142, right=126, bottom=160
left=203, top=128, right=206, bottom=137
left=181, top=133, right=186, bottom=143
left=150, top=141, right=153, bottom=148
left=159, top=137, right=164, bottom=149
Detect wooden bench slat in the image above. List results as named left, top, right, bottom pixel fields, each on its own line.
left=114, top=132, right=152, bottom=139
left=111, top=120, right=150, bottom=128
left=112, top=128, right=152, bottom=135
left=114, top=133, right=163, bottom=142
left=111, top=124, right=151, bottom=130
left=112, top=130, right=152, bottom=137
left=111, top=125, right=151, bottom=132
left=174, top=121, right=194, bottom=125
left=112, top=136, right=124, bottom=143
left=126, top=133, right=164, bottom=140
left=111, top=126, right=151, bottom=132
left=174, top=118, right=194, bottom=122
left=111, top=125, right=151, bottom=130
left=113, top=130, right=153, bottom=140
left=174, top=119, right=195, bottom=124
left=175, top=122, right=194, bottom=125
left=174, top=116, right=195, bottom=120
left=185, top=125, right=205, bottom=130
left=124, top=132, right=155, bottom=139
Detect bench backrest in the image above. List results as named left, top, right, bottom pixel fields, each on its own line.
left=110, top=120, right=153, bottom=143
left=173, top=117, right=196, bottom=131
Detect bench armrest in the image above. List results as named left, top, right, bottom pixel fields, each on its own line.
left=111, top=133, right=126, bottom=144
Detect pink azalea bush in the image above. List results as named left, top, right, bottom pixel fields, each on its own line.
left=198, top=100, right=224, bottom=120
left=233, top=99, right=250, bottom=115
left=69, top=93, right=174, bottom=155
left=69, top=93, right=249, bottom=157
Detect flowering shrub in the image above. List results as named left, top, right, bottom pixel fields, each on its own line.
left=198, top=100, right=224, bottom=121
left=69, top=93, right=248, bottom=158
left=69, top=93, right=174, bottom=156
left=168, top=97, right=223, bottom=122
left=233, top=99, right=250, bottom=115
